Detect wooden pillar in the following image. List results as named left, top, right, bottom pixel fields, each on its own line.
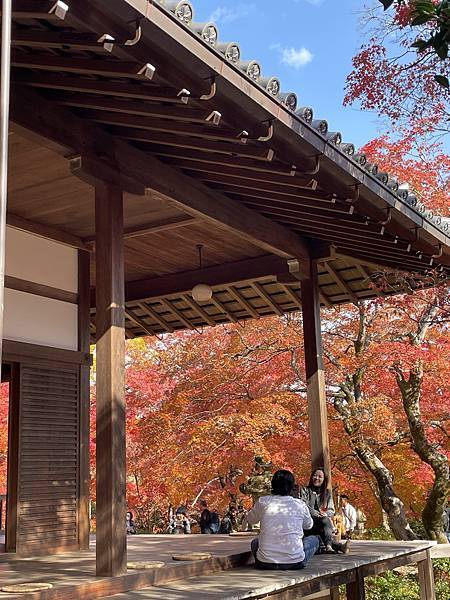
left=78, top=250, right=91, bottom=551
left=95, top=184, right=126, bottom=577
left=301, top=260, right=331, bottom=479
left=346, top=569, right=366, bottom=600
left=418, top=551, right=436, bottom=600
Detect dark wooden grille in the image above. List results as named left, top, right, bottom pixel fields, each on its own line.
left=17, top=364, right=79, bottom=554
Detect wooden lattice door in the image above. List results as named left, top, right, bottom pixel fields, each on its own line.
left=15, top=363, right=80, bottom=556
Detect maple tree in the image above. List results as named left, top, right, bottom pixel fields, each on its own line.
left=379, top=0, right=450, bottom=87
left=345, top=1, right=449, bottom=138
left=0, top=384, right=8, bottom=498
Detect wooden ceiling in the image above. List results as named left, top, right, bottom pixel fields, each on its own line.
left=5, top=0, right=450, bottom=338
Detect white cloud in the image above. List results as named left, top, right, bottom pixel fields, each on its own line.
left=280, top=46, right=314, bottom=68
left=208, top=3, right=256, bottom=24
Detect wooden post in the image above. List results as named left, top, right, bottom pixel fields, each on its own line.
left=301, top=260, right=331, bottom=479
left=418, top=551, right=436, bottom=600
left=95, top=183, right=126, bottom=577
left=78, top=250, right=91, bottom=551
left=330, top=588, right=340, bottom=600
left=346, top=569, right=366, bottom=600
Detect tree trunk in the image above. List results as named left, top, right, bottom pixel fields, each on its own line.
left=353, top=441, right=416, bottom=540
left=395, top=363, right=450, bottom=543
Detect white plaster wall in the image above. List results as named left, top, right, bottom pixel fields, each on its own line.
left=4, top=227, right=79, bottom=350
left=3, top=289, right=78, bottom=351
left=5, top=227, right=78, bottom=293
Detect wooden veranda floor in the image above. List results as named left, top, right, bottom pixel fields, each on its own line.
left=0, top=536, right=442, bottom=599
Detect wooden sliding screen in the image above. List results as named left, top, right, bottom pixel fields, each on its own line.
left=15, top=362, right=80, bottom=556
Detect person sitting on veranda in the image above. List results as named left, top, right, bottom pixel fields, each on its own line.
left=246, top=469, right=321, bottom=570
left=301, top=468, right=348, bottom=554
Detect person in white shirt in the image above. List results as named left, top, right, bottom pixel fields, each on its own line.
left=246, top=469, right=321, bottom=570
left=340, top=495, right=357, bottom=537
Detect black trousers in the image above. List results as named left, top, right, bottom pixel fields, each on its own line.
left=304, top=516, right=334, bottom=547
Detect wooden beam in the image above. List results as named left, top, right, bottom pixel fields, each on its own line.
left=49, top=91, right=206, bottom=122
left=81, top=109, right=248, bottom=142
left=181, top=294, right=216, bottom=327
left=418, top=551, right=436, bottom=600
left=346, top=569, right=366, bottom=600
left=95, top=183, right=126, bottom=577
left=160, top=298, right=195, bottom=331
left=197, top=173, right=322, bottom=198
left=4, top=275, right=78, bottom=304
left=11, top=30, right=115, bottom=51
left=61, top=0, right=211, bottom=97
left=7, top=0, right=63, bottom=20
left=137, top=302, right=174, bottom=333
left=12, top=52, right=156, bottom=80
left=325, top=264, right=360, bottom=305
left=109, top=127, right=274, bottom=161
left=156, top=149, right=302, bottom=177
left=11, top=88, right=310, bottom=273
left=301, top=261, right=332, bottom=479
left=6, top=213, right=90, bottom=251
left=281, top=284, right=302, bottom=309
left=226, top=286, right=260, bottom=319
left=122, top=256, right=294, bottom=305
left=162, top=157, right=314, bottom=187
left=210, top=296, right=239, bottom=324
left=125, top=308, right=155, bottom=337
left=13, top=72, right=190, bottom=104
left=251, top=281, right=283, bottom=317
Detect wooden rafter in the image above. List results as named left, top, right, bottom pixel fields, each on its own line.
left=226, top=286, right=260, bottom=319
left=251, top=281, right=284, bottom=317
left=124, top=308, right=154, bottom=337
left=210, top=296, right=239, bottom=324
left=356, top=264, right=387, bottom=297
left=164, top=158, right=314, bottom=187
left=11, top=87, right=311, bottom=274
left=82, top=110, right=250, bottom=143
left=137, top=302, right=174, bottom=333
left=281, top=284, right=302, bottom=309
left=324, top=263, right=359, bottom=304
left=110, top=127, right=274, bottom=161
left=181, top=294, right=216, bottom=328
left=159, top=298, right=196, bottom=331
left=48, top=92, right=207, bottom=123
left=13, top=72, right=191, bottom=104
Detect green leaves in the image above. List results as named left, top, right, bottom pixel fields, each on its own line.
left=379, top=1, right=450, bottom=89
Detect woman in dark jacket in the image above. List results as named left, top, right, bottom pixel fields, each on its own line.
left=300, top=468, right=348, bottom=554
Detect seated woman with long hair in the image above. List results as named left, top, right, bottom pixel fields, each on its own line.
left=301, top=468, right=348, bottom=554
left=246, top=469, right=321, bottom=570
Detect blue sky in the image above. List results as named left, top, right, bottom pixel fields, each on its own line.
left=190, top=0, right=383, bottom=149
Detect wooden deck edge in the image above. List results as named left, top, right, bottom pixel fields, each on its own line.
left=430, top=544, right=450, bottom=559
left=248, top=546, right=435, bottom=600
left=20, top=551, right=252, bottom=600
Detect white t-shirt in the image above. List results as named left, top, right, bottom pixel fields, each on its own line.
left=341, top=503, right=357, bottom=531
left=246, top=495, right=313, bottom=564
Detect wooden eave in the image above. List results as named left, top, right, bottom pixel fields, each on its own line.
left=5, top=0, right=450, bottom=339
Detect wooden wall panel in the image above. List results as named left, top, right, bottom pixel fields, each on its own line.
left=16, top=363, right=80, bottom=556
